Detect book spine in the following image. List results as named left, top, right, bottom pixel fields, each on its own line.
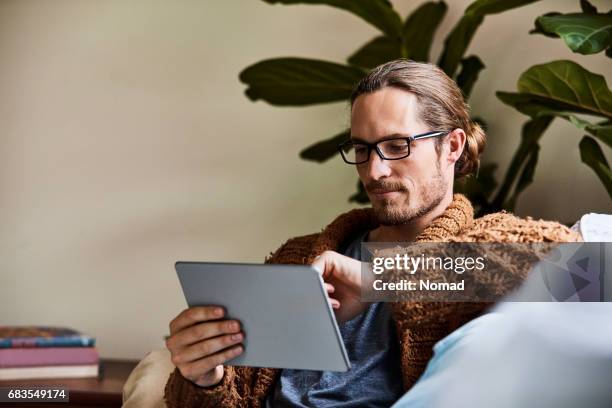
left=0, top=337, right=96, bottom=348
left=0, top=364, right=99, bottom=380
left=0, top=347, right=99, bottom=368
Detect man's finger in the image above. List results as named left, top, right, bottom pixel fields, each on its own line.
left=174, top=332, right=244, bottom=364
left=168, top=320, right=241, bottom=349
left=312, top=250, right=338, bottom=280
left=170, top=306, right=224, bottom=334
left=185, top=345, right=244, bottom=378
left=324, top=283, right=335, bottom=294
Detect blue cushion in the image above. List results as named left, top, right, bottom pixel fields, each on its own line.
left=391, top=313, right=501, bottom=408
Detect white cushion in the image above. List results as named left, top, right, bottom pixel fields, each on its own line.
left=573, top=213, right=612, bottom=241
left=122, top=349, right=174, bottom=408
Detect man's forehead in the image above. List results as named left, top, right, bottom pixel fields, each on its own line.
left=350, top=88, right=425, bottom=140
left=352, top=87, right=420, bottom=113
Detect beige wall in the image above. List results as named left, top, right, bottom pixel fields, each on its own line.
left=1, top=0, right=610, bottom=359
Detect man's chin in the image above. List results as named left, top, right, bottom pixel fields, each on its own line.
left=369, top=190, right=404, bottom=202
left=372, top=202, right=411, bottom=226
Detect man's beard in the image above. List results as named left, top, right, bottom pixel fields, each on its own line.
left=366, top=168, right=447, bottom=226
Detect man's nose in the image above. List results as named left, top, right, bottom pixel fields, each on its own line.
left=363, top=149, right=392, bottom=180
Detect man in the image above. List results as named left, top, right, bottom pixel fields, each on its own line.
left=163, top=59, right=581, bottom=407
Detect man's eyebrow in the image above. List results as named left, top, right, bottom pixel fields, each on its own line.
left=350, top=133, right=410, bottom=142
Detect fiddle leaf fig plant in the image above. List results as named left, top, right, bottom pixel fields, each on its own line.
left=240, top=0, right=612, bottom=214
left=494, top=0, right=612, bottom=208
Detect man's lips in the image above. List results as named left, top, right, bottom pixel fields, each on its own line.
left=369, top=189, right=402, bottom=198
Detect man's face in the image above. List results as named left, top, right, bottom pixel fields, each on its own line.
left=350, top=87, right=453, bottom=226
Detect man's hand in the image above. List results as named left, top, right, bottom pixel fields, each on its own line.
left=165, top=306, right=244, bottom=387
left=313, top=250, right=371, bottom=324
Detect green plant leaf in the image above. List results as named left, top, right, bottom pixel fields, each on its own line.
left=349, top=180, right=369, bottom=203
left=456, top=55, right=485, bottom=98
left=347, top=36, right=402, bottom=69
left=505, top=144, right=540, bottom=210
left=530, top=12, right=563, bottom=38
left=300, top=129, right=349, bottom=162
left=438, top=13, right=483, bottom=77
left=496, top=91, right=600, bottom=118
left=496, top=91, right=563, bottom=116
left=535, top=13, right=612, bottom=55
left=585, top=123, right=612, bottom=148
left=438, top=0, right=541, bottom=76
left=464, top=0, right=542, bottom=16
left=454, top=162, right=498, bottom=215
left=497, top=60, right=612, bottom=118
left=402, top=1, right=448, bottom=61
left=347, top=0, right=448, bottom=70
left=492, top=116, right=553, bottom=210
left=262, top=0, right=402, bottom=37
left=494, top=93, right=612, bottom=148
left=579, top=135, right=612, bottom=198
left=561, top=115, right=612, bottom=149
left=518, top=62, right=612, bottom=116
left=580, top=0, right=598, bottom=15
left=239, top=58, right=365, bottom=106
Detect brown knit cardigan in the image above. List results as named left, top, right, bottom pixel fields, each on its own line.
left=164, top=194, right=581, bottom=408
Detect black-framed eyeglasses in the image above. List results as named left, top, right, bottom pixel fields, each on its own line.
left=337, top=130, right=451, bottom=165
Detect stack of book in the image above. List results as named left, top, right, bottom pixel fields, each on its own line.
left=0, top=326, right=99, bottom=380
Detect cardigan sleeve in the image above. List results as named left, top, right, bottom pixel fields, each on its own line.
left=164, top=366, right=245, bottom=408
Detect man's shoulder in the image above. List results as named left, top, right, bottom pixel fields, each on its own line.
left=455, top=211, right=582, bottom=242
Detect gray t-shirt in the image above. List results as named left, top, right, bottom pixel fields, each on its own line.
left=266, top=230, right=404, bottom=407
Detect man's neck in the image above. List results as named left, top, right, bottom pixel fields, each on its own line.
left=368, top=192, right=453, bottom=242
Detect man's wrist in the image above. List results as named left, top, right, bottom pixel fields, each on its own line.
left=360, top=261, right=377, bottom=299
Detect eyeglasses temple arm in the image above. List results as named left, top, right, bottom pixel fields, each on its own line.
left=411, top=130, right=451, bottom=141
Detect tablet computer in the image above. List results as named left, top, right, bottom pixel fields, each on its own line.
left=175, top=262, right=350, bottom=372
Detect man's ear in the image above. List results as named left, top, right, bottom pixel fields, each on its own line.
left=445, top=129, right=466, bottom=166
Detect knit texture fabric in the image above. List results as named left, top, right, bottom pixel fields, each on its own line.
left=164, top=194, right=581, bottom=408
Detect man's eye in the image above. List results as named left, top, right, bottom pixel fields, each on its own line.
left=387, top=142, right=408, bottom=153
left=354, top=146, right=368, bottom=154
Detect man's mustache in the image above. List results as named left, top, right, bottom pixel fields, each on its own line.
left=365, top=180, right=408, bottom=192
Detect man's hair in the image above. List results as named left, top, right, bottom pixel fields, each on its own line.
left=350, top=59, right=485, bottom=177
